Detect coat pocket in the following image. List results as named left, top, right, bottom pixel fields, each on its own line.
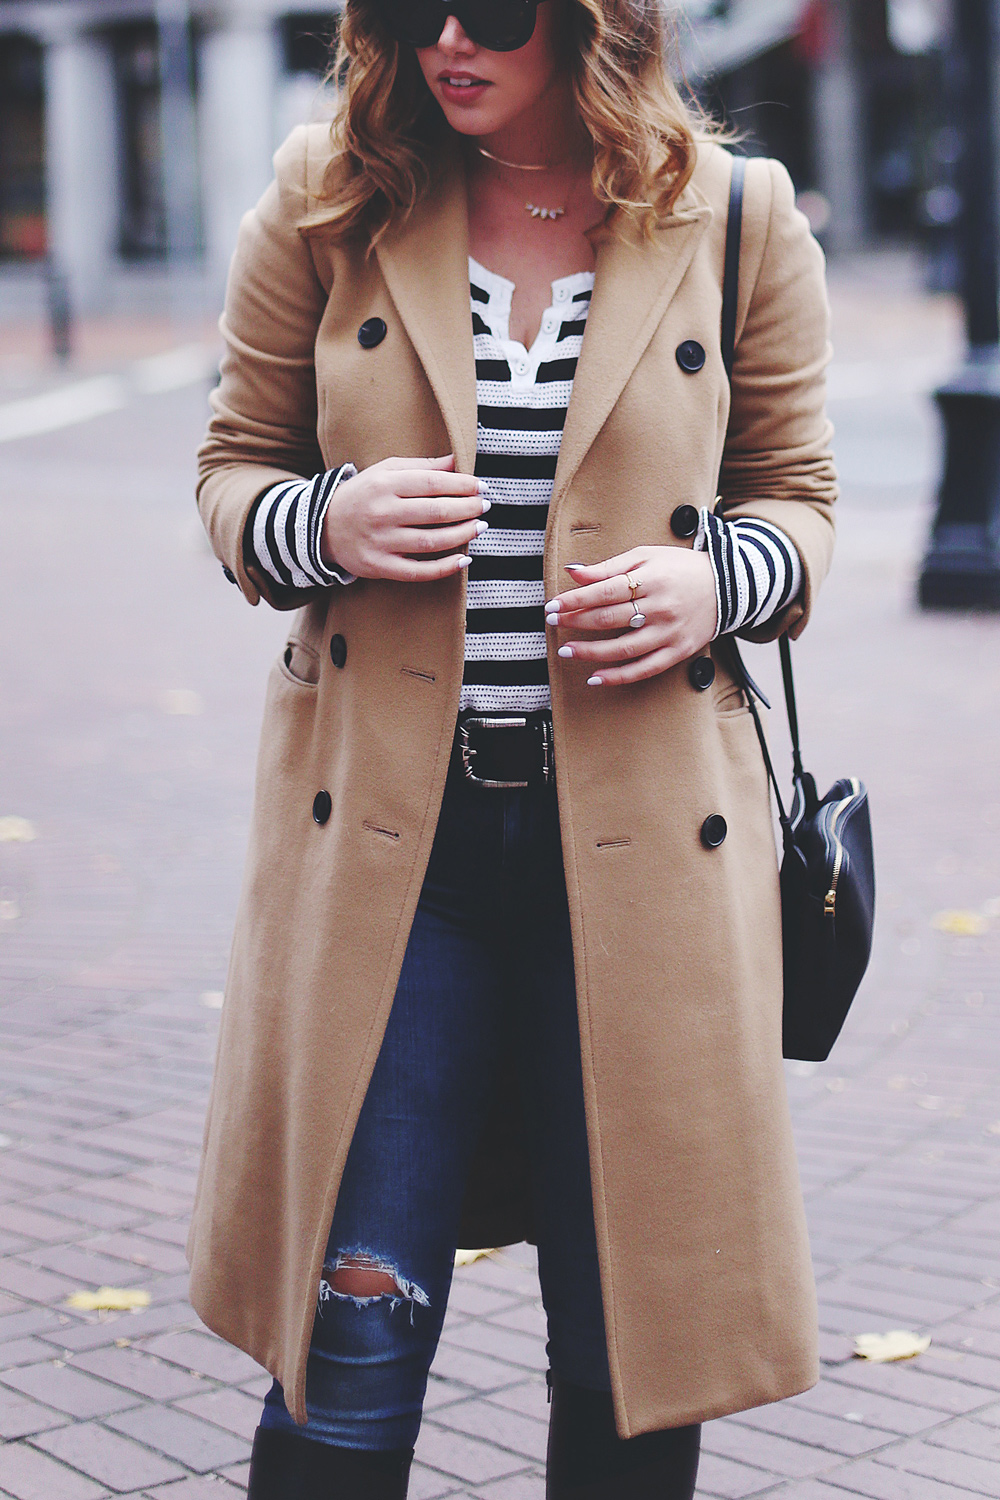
left=279, top=636, right=321, bottom=688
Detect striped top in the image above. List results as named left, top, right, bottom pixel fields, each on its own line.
left=695, top=507, right=801, bottom=638
left=463, top=257, right=591, bottom=711
left=251, top=464, right=357, bottom=592
left=248, top=256, right=801, bottom=708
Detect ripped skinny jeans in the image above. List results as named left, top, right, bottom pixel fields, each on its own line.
left=260, top=757, right=611, bottom=1450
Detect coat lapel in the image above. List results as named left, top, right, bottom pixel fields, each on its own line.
left=374, top=146, right=478, bottom=474
left=553, top=193, right=713, bottom=507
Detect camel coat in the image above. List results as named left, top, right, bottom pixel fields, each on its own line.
left=189, top=124, right=837, bottom=1438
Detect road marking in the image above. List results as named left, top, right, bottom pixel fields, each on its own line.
left=0, top=343, right=219, bottom=443
left=0, top=348, right=952, bottom=436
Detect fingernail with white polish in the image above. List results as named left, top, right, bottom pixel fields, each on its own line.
left=587, top=675, right=603, bottom=686
left=546, top=613, right=561, bottom=627
left=480, top=498, right=492, bottom=513
left=477, top=480, right=489, bottom=493
left=545, top=600, right=560, bottom=612
left=475, top=521, right=490, bottom=535
left=565, top=563, right=586, bottom=571
left=558, top=645, right=574, bottom=659
left=458, top=555, right=472, bottom=568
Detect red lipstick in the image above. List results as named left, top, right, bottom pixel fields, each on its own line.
left=437, top=70, right=492, bottom=105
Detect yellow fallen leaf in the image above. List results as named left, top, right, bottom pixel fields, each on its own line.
left=933, top=910, right=988, bottom=936
left=65, top=1287, right=150, bottom=1312
left=454, top=1248, right=500, bottom=1267
left=0, top=816, right=36, bottom=843
left=854, top=1330, right=930, bottom=1362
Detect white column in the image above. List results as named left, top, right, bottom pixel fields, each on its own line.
left=198, top=9, right=281, bottom=290
left=157, top=0, right=202, bottom=260
left=811, top=0, right=867, bottom=256
left=43, top=23, right=119, bottom=311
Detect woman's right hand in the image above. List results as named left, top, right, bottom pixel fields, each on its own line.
left=321, top=455, right=488, bottom=582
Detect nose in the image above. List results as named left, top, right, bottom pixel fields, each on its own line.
left=437, top=14, right=476, bottom=52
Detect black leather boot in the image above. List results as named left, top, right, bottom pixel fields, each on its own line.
left=545, top=1377, right=700, bottom=1500
left=246, top=1426, right=413, bottom=1498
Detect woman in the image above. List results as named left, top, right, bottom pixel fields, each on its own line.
left=190, top=0, right=836, bottom=1495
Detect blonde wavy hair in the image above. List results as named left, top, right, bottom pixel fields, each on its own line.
left=315, top=0, right=707, bottom=241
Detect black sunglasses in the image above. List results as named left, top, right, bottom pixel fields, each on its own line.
left=373, top=0, right=541, bottom=53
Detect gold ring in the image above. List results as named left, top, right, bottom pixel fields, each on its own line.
left=625, top=572, right=641, bottom=601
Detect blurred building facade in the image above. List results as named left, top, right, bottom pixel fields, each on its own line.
left=685, top=0, right=955, bottom=276
left=0, top=0, right=340, bottom=314
left=0, top=0, right=957, bottom=317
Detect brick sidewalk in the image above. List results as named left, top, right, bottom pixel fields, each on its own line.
left=2, top=255, right=1000, bottom=1498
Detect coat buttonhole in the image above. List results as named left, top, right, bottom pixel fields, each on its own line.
left=596, top=838, right=632, bottom=850
left=363, top=820, right=401, bottom=842
left=400, top=666, right=436, bottom=684
left=569, top=524, right=601, bottom=536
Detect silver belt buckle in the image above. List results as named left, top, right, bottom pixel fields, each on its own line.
left=459, top=715, right=554, bottom=789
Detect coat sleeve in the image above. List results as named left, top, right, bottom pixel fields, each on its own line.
left=717, top=155, right=837, bottom=642
left=196, top=125, right=331, bottom=609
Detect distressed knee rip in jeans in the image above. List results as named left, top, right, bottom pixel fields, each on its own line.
left=319, top=1251, right=431, bottom=1325
left=258, top=1249, right=436, bottom=1448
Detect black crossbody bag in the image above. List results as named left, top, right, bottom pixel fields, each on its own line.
left=720, top=156, right=876, bottom=1062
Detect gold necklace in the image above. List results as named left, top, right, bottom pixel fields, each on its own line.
left=476, top=146, right=568, bottom=222
left=477, top=145, right=562, bottom=171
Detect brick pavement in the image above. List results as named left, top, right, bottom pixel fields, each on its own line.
left=2, top=251, right=1000, bottom=1496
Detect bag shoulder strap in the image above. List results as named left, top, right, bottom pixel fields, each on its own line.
left=721, top=153, right=745, bottom=381
left=718, top=153, right=803, bottom=841
left=718, top=155, right=765, bottom=704
left=779, top=633, right=805, bottom=783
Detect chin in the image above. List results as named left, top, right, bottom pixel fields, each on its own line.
left=433, top=89, right=527, bottom=139
left=442, top=111, right=501, bottom=136
left=437, top=105, right=500, bottom=135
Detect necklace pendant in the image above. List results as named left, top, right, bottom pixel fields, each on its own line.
left=526, top=203, right=566, bottom=221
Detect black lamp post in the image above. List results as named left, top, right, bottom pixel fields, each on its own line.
left=919, top=0, right=1000, bottom=608
left=44, top=255, right=72, bottom=363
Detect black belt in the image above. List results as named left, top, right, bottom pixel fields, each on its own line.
left=452, top=711, right=554, bottom=789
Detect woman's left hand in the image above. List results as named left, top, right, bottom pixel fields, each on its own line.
left=545, top=545, right=718, bottom=686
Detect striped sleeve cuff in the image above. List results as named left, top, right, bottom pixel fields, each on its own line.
left=693, top=507, right=802, bottom=638
left=252, top=464, right=358, bottom=589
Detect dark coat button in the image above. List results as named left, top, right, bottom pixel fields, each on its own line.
left=222, top=565, right=238, bottom=584
left=670, top=504, right=699, bottom=539
left=701, top=814, right=728, bottom=849
left=330, top=633, right=347, bottom=669
left=358, top=317, right=387, bottom=349
left=312, top=790, right=332, bottom=825
left=676, top=339, right=706, bottom=373
left=688, top=656, right=716, bottom=691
